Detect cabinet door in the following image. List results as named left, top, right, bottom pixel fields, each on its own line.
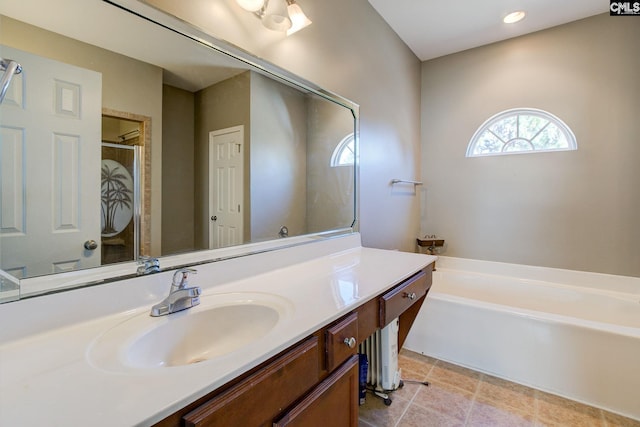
left=273, top=354, right=359, bottom=427
left=183, top=337, right=319, bottom=427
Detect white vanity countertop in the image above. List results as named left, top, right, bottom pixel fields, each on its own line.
left=0, top=234, right=435, bottom=426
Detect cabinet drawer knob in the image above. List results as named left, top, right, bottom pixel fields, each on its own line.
left=343, top=337, right=356, bottom=349
left=404, top=292, right=417, bottom=300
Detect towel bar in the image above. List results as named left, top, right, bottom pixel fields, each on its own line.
left=390, top=179, right=423, bottom=185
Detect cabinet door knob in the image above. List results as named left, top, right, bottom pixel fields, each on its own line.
left=343, top=337, right=356, bottom=349
left=404, top=292, right=417, bottom=300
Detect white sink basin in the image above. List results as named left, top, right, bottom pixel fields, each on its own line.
left=88, top=292, right=293, bottom=370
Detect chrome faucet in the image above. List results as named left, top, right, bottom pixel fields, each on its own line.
left=150, top=268, right=201, bottom=317
left=137, top=256, right=160, bottom=275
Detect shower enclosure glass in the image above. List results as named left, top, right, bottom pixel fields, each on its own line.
left=101, top=120, right=141, bottom=264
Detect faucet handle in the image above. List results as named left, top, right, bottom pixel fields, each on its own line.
left=172, top=268, right=197, bottom=290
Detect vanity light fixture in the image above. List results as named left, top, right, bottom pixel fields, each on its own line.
left=503, top=10, right=526, bottom=24
left=235, top=0, right=311, bottom=35
left=286, top=0, right=312, bottom=35
left=236, top=0, right=265, bottom=12
left=261, top=0, right=291, bottom=31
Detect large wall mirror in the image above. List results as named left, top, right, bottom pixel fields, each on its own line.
left=0, top=0, right=358, bottom=302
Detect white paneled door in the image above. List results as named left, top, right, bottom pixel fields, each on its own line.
left=209, top=126, right=244, bottom=249
left=0, top=46, right=102, bottom=277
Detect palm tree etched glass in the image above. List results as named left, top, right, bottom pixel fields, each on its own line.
left=101, top=161, right=133, bottom=236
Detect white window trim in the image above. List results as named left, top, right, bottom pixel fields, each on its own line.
left=466, top=108, right=577, bottom=157
left=331, top=133, right=355, bottom=167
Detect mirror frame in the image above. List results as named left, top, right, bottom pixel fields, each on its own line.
left=1, top=0, right=359, bottom=301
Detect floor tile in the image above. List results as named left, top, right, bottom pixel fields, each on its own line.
left=426, top=360, right=481, bottom=394
left=468, top=397, right=535, bottom=427
left=411, top=380, right=475, bottom=422
left=358, top=417, right=382, bottom=427
left=476, top=374, right=536, bottom=415
left=359, top=391, right=410, bottom=427
left=536, top=390, right=603, bottom=427
left=398, top=403, right=464, bottom=427
left=398, top=349, right=436, bottom=379
left=602, top=410, right=640, bottom=427
left=392, top=380, right=424, bottom=402
left=358, top=351, right=640, bottom=427
left=359, top=419, right=378, bottom=427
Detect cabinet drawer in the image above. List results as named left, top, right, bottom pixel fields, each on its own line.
left=325, top=313, right=358, bottom=372
left=182, top=337, right=319, bottom=427
left=379, top=270, right=430, bottom=327
left=273, top=354, right=359, bottom=427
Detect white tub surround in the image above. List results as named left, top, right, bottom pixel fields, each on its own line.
left=404, top=256, right=640, bottom=421
left=0, top=233, right=435, bottom=426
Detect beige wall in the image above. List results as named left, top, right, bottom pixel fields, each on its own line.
left=162, top=85, right=195, bottom=254
left=306, top=97, right=355, bottom=233
left=145, top=0, right=423, bottom=252
left=164, top=71, right=309, bottom=249
left=250, top=73, right=307, bottom=241
left=421, top=14, right=640, bottom=277
left=194, top=72, right=251, bottom=249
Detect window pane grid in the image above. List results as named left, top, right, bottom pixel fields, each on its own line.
left=467, top=108, right=576, bottom=157
left=331, top=134, right=355, bottom=167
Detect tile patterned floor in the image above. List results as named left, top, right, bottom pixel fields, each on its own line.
left=359, top=349, right=640, bottom=427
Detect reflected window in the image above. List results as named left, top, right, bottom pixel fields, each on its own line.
left=467, top=108, right=577, bottom=157
left=331, top=133, right=355, bottom=167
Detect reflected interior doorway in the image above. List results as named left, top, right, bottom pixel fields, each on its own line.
left=101, top=110, right=151, bottom=264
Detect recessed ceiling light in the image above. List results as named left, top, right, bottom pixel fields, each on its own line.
left=503, top=11, right=526, bottom=24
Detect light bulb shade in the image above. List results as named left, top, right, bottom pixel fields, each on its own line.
left=261, top=0, right=292, bottom=31
left=236, top=0, right=265, bottom=12
left=286, top=2, right=312, bottom=35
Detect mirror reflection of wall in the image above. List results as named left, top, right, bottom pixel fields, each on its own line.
left=0, top=6, right=357, bottom=290
left=162, top=70, right=355, bottom=253
left=162, top=84, right=197, bottom=255
left=307, top=97, right=356, bottom=234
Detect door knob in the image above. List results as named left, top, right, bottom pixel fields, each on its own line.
left=84, top=240, right=98, bottom=250
left=211, top=216, right=217, bottom=221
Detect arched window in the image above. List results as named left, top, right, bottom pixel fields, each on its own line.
left=331, top=133, right=355, bottom=167
left=466, top=108, right=577, bottom=157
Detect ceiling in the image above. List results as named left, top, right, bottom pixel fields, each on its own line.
left=367, top=0, right=609, bottom=61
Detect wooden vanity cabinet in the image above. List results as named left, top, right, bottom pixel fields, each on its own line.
left=273, top=354, right=360, bottom=427
left=153, top=265, right=432, bottom=427
left=182, top=337, right=320, bottom=427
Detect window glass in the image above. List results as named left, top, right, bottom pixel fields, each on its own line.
left=467, top=109, right=577, bottom=157
left=331, top=134, right=355, bottom=166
